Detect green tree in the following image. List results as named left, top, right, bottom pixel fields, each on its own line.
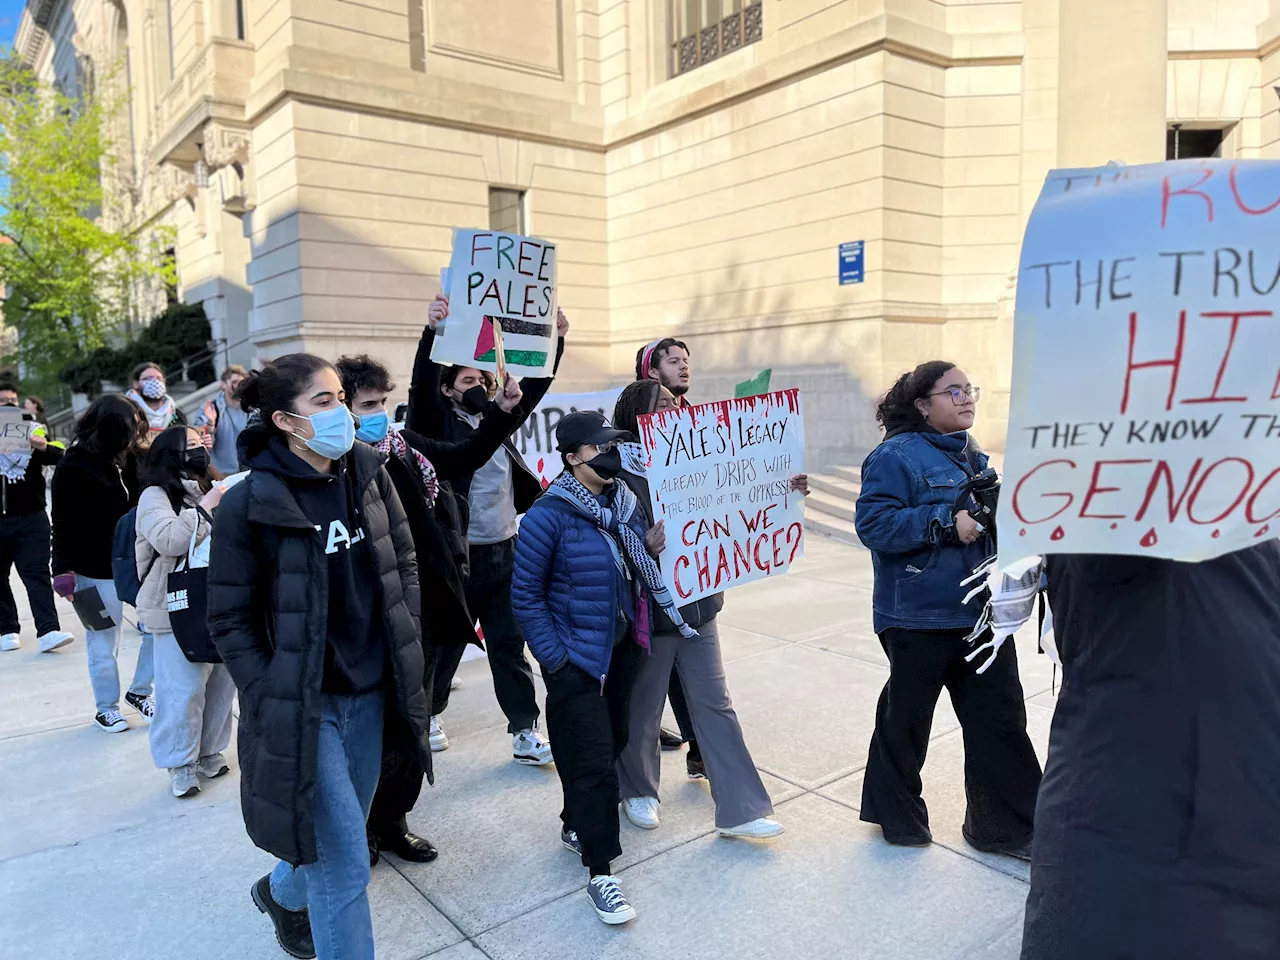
left=0, top=53, right=174, bottom=388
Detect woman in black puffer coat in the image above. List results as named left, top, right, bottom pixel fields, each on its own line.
left=207, top=354, right=427, bottom=960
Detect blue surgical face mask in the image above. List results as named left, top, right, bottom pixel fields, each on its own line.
left=285, top=405, right=355, bottom=460
left=355, top=410, right=389, bottom=444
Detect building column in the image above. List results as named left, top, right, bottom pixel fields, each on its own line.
left=1056, top=0, right=1168, bottom=167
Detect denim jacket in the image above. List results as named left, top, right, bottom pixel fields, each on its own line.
left=854, top=430, right=992, bottom=633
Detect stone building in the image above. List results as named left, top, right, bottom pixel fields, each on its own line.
left=15, top=0, right=1280, bottom=467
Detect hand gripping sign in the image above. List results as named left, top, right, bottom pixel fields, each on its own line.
left=639, top=390, right=806, bottom=604
left=432, top=229, right=558, bottom=379
left=997, top=159, right=1280, bottom=568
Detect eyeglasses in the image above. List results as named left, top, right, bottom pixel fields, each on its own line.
left=929, top=385, right=981, bottom=405
left=593, top=441, right=618, bottom=453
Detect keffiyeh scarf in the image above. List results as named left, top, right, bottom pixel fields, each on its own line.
left=619, top=441, right=649, bottom=477
left=376, top=429, right=439, bottom=504
left=125, top=390, right=180, bottom=432
left=546, top=473, right=697, bottom=641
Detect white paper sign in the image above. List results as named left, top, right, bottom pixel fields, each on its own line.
left=0, top=408, right=33, bottom=456
left=511, top=388, right=624, bottom=487
left=997, top=158, right=1280, bottom=568
left=431, top=229, right=558, bottom=379
left=638, top=391, right=806, bottom=604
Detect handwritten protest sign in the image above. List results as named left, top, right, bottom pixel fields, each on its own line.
left=432, top=229, right=558, bottom=379
left=0, top=408, right=34, bottom=456
left=638, top=391, right=806, bottom=604
left=997, top=159, right=1280, bottom=567
left=512, top=388, right=624, bottom=487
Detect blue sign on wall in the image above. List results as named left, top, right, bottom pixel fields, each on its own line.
left=839, top=241, right=865, bottom=285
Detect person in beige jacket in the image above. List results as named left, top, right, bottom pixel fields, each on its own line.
left=135, top=425, right=234, bottom=798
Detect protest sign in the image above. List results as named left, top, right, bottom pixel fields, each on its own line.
left=0, top=408, right=33, bottom=456
left=638, top=390, right=806, bottom=604
left=511, top=388, right=624, bottom=487
left=997, top=158, right=1280, bottom=568
left=432, top=229, right=558, bottom=379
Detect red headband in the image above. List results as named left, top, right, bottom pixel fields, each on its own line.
left=640, top=338, right=665, bottom=379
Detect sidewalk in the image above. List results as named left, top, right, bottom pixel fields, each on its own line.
left=0, top=536, right=1053, bottom=960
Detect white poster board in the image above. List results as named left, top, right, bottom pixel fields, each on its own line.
left=997, top=158, right=1280, bottom=568
left=511, top=388, right=624, bottom=487
left=431, top=229, right=558, bottom=379
left=0, top=408, right=34, bottom=456
left=638, top=390, right=806, bottom=604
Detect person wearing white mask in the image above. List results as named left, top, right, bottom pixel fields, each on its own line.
left=206, top=354, right=430, bottom=960
left=125, top=363, right=192, bottom=444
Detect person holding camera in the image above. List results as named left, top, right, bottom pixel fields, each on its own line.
left=853, top=361, right=1041, bottom=858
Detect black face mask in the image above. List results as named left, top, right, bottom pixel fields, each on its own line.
left=0, top=400, right=17, bottom=407
left=458, top=385, right=489, bottom=415
left=587, top=448, right=623, bottom=480
left=184, top=448, right=210, bottom=476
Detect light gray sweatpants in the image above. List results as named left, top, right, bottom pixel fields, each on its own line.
left=617, top=618, right=773, bottom=828
left=149, top=630, right=236, bottom=771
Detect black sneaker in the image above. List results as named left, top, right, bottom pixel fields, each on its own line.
left=124, top=690, right=155, bottom=721
left=686, top=756, right=707, bottom=780
left=251, top=875, right=316, bottom=959
left=659, top=727, right=685, bottom=750
left=561, top=827, right=583, bottom=857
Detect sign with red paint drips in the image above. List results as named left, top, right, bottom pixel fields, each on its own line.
left=638, top=389, right=807, bottom=604
left=997, top=158, right=1280, bottom=567
left=510, top=388, right=625, bottom=486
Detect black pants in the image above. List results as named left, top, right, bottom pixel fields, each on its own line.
left=0, top=511, right=59, bottom=636
left=542, top=642, right=642, bottom=872
left=667, top=665, right=694, bottom=741
left=860, top=627, right=1042, bottom=846
left=436, top=538, right=538, bottom=733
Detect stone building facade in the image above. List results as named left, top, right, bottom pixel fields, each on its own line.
left=16, top=0, right=1280, bottom=466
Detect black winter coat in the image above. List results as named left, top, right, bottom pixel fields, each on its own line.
left=207, top=434, right=429, bottom=866
left=51, top=447, right=131, bottom=580
left=1022, top=542, right=1280, bottom=960
left=1, top=441, right=63, bottom=517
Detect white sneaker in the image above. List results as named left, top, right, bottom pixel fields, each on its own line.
left=429, top=715, right=449, bottom=752
left=197, top=753, right=230, bottom=779
left=717, top=817, right=784, bottom=840
left=0, top=633, right=19, bottom=651
left=586, top=875, right=636, bottom=925
left=170, top=764, right=200, bottom=798
left=513, top=727, right=552, bottom=766
left=93, top=709, right=129, bottom=733
left=623, top=796, right=660, bottom=830
left=37, top=630, right=74, bottom=653
left=450, top=676, right=462, bottom=691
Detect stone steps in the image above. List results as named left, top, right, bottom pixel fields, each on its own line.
left=804, top=466, right=862, bottom=546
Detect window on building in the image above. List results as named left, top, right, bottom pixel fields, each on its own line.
left=166, top=0, right=176, bottom=80
left=670, top=1, right=762, bottom=77
left=489, top=188, right=526, bottom=234
left=235, top=0, right=245, bottom=40
left=1166, top=126, right=1224, bottom=160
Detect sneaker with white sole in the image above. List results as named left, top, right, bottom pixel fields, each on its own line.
left=170, top=764, right=201, bottom=798
left=124, top=690, right=155, bottom=721
left=623, top=796, right=660, bottom=830
left=449, top=676, right=462, bottom=691
left=561, top=828, right=582, bottom=857
left=93, top=709, right=129, bottom=733
left=0, top=633, right=19, bottom=651
left=513, top=727, right=552, bottom=765
left=37, top=630, right=74, bottom=653
left=587, top=875, right=636, bottom=925
left=198, top=753, right=230, bottom=778
left=717, top=817, right=784, bottom=840
left=429, top=715, right=449, bottom=752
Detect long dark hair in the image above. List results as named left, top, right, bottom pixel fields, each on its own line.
left=73, top=395, right=141, bottom=461
left=140, top=426, right=198, bottom=514
left=612, top=380, right=662, bottom=437
left=236, top=354, right=335, bottom=435
left=876, top=361, right=956, bottom=433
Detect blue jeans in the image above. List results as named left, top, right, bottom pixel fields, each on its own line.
left=76, top=575, right=155, bottom=714
left=270, top=690, right=385, bottom=960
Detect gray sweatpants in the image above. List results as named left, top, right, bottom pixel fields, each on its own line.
left=149, top=630, right=236, bottom=771
left=617, top=619, right=773, bottom=828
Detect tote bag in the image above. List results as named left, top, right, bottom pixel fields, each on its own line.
left=167, top=521, right=220, bottom=663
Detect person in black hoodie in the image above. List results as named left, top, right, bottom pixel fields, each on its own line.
left=49, top=395, right=156, bottom=732
left=405, top=294, right=568, bottom=766
left=207, top=354, right=427, bottom=960
left=335, top=353, right=525, bottom=867
left=0, top=381, right=72, bottom=654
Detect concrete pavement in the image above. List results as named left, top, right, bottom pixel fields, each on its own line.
left=0, top=536, right=1054, bottom=960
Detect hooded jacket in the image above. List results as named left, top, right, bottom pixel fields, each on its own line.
left=51, top=447, right=133, bottom=579
left=134, top=479, right=206, bottom=632
left=207, top=423, right=427, bottom=866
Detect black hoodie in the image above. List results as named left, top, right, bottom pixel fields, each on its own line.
left=246, top=433, right=385, bottom=694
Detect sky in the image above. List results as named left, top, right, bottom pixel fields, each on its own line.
left=0, top=0, right=21, bottom=49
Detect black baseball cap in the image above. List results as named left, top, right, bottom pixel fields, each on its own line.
left=556, top=411, right=627, bottom=452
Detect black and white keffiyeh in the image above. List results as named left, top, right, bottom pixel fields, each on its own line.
left=545, top=472, right=697, bottom=639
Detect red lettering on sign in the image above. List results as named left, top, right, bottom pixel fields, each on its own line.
left=1122, top=310, right=1186, bottom=414
left=1011, top=459, right=1078, bottom=524
left=1187, top=457, right=1255, bottom=525
left=1228, top=163, right=1280, bottom=217
left=1246, top=468, right=1280, bottom=523
left=1161, top=168, right=1214, bottom=228
left=1079, top=460, right=1152, bottom=520
left=1180, top=311, right=1271, bottom=405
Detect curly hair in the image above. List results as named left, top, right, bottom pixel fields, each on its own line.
left=875, top=360, right=957, bottom=431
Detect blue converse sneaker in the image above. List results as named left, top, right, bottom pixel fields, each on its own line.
left=561, top=828, right=582, bottom=857
left=586, top=875, right=636, bottom=925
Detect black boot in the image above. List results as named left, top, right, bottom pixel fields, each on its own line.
left=251, top=875, right=316, bottom=960
left=659, top=727, right=685, bottom=750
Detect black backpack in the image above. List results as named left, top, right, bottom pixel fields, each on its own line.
left=111, top=507, right=156, bottom=607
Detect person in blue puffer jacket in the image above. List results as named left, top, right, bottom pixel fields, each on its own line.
left=854, top=360, right=1041, bottom=859
left=512, top=411, right=679, bottom=928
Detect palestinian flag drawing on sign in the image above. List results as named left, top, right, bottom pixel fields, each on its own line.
left=474, top=315, right=550, bottom=369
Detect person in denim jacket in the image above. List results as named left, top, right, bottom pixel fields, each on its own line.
left=854, top=360, right=1042, bottom=858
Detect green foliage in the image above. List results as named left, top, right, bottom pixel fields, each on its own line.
left=58, top=301, right=213, bottom=395
left=0, top=52, right=176, bottom=384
